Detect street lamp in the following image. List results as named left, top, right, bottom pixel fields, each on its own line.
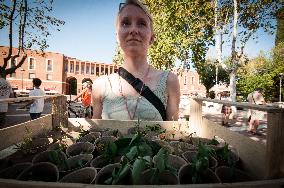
left=20, top=68, right=25, bottom=91
left=280, top=73, right=284, bottom=102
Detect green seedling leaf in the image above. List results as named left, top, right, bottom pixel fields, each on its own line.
left=132, top=158, right=147, bottom=184
left=126, top=146, right=138, bottom=160
left=138, top=143, right=153, bottom=157
left=153, top=148, right=168, bottom=172
left=105, top=142, right=118, bottom=157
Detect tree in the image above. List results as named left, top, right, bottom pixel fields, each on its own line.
left=237, top=44, right=284, bottom=102
left=275, top=2, right=284, bottom=45
left=214, top=0, right=282, bottom=103
left=146, top=0, right=215, bottom=72
left=199, top=59, right=229, bottom=93
left=0, top=0, right=64, bottom=78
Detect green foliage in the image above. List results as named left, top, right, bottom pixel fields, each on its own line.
left=275, top=4, right=284, bottom=46
left=0, top=0, right=65, bottom=77
left=147, top=0, right=215, bottom=70
left=191, top=143, right=215, bottom=184
left=198, top=59, right=230, bottom=92
left=237, top=43, right=284, bottom=102
left=112, top=43, right=124, bottom=65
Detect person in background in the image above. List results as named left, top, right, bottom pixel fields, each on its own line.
left=21, top=78, right=45, bottom=120
left=247, top=88, right=266, bottom=135
left=73, top=81, right=93, bottom=118
left=220, top=91, right=232, bottom=126
left=0, top=74, right=14, bottom=128
left=92, top=0, right=180, bottom=121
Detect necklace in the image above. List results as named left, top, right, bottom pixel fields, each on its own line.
left=118, top=65, right=150, bottom=120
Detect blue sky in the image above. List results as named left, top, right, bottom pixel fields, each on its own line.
left=0, top=0, right=276, bottom=64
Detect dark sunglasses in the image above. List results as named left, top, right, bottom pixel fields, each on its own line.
left=119, top=2, right=148, bottom=10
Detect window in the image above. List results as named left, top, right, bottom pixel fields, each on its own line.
left=10, top=73, right=16, bottom=78
left=184, top=76, right=187, bottom=85
left=64, top=62, right=68, bottom=73
left=96, top=67, right=100, bottom=76
left=46, top=59, right=53, bottom=72
left=110, top=67, right=113, bottom=74
left=70, top=61, right=74, bottom=73
left=91, top=64, right=95, bottom=75
left=47, top=74, right=52, bottom=80
left=105, top=68, right=108, bottom=75
left=9, top=58, right=17, bottom=68
left=81, top=64, right=85, bottom=74
left=75, top=63, right=79, bottom=74
left=101, top=67, right=105, bottom=75
left=191, top=77, right=194, bottom=84
left=28, top=58, right=35, bottom=70
left=29, top=73, right=36, bottom=79
left=86, top=64, right=90, bottom=74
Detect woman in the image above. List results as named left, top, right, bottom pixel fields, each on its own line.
left=74, top=81, right=93, bottom=118
left=220, top=91, right=232, bottom=126
left=92, top=0, right=180, bottom=121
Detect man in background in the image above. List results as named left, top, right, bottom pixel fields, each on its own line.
left=22, top=78, right=45, bottom=120
left=0, top=74, right=14, bottom=128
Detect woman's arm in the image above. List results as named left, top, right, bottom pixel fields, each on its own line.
left=92, top=76, right=106, bottom=119
left=166, top=72, right=180, bottom=121
left=73, top=88, right=87, bottom=102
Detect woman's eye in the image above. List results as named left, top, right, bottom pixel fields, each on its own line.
left=138, top=21, right=146, bottom=26
left=121, top=20, right=130, bottom=26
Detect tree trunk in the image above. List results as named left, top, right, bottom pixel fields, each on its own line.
left=230, top=0, right=238, bottom=103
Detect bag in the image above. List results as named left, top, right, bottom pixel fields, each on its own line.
left=118, top=67, right=167, bottom=121
left=247, top=115, right=251, bottom=122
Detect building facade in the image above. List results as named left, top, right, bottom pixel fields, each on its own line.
left=0, top=46, right=206, bottom=96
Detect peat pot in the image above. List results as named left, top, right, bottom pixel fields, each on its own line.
left=59, top=167, right=97, bottom=184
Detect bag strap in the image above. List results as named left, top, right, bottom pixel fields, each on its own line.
left=118, top=67, right=167, bottom=121
left=252, top=93, right=256, bottom=104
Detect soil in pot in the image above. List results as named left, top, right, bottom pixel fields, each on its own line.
left=32, top=150, right=67, bottom=167
left=17, top=162, right=59, bottom=182
left=59, top=167, right=97, bottom=184
left=179, top=163, right=221, bottom=184
left=58, top=154, right=93, bottom=176
left=140, top=169, right=179, bottom=185
left=94, top=163, right=132, bottom=185
left=101, top=129, right=122, bottom=138
left=90, top=155, right=121, bottom=171
left=77, top=132, right=101, bottom=143
left=66, top=142, right=95, bottom=157
left=94, top=136, right=117, bottom=155
left=169, top=141, right=196, bottom=156
left=215, top=166, right=253, bottom=183
left=0, top=162, right=32, bottom=179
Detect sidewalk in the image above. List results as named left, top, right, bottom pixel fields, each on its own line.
left=203, top=109, right=267, bottom=144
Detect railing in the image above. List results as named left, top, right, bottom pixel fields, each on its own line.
left=0, top=95, right=67, bottom=150
left=190, top=97, right=284, bottom=179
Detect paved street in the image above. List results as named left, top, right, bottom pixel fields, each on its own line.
left=4, top=101, right=52, bottom=127
left=203, top=108, right=267, bottom=144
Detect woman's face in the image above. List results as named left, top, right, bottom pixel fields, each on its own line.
left=116, top=5, right=154, bottom=57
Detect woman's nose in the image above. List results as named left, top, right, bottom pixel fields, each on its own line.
left=129, top=25, right=138, bottom=35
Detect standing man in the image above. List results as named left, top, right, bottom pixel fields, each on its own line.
left=22, top=78, right=45, bottom=120
left=247, top=88, right=266, bottom=135
left=0, top=74, right=14, bottom=128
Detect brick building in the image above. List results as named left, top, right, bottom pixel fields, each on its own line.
left=0, top=46, right=206, bottom=96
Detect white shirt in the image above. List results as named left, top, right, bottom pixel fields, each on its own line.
left=29, top=88, right=45, bottom=113
left=0, top=78, right=13, bottom=112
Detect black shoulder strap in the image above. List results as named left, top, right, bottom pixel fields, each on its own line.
left=118, top=67, right=167, bottom=121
